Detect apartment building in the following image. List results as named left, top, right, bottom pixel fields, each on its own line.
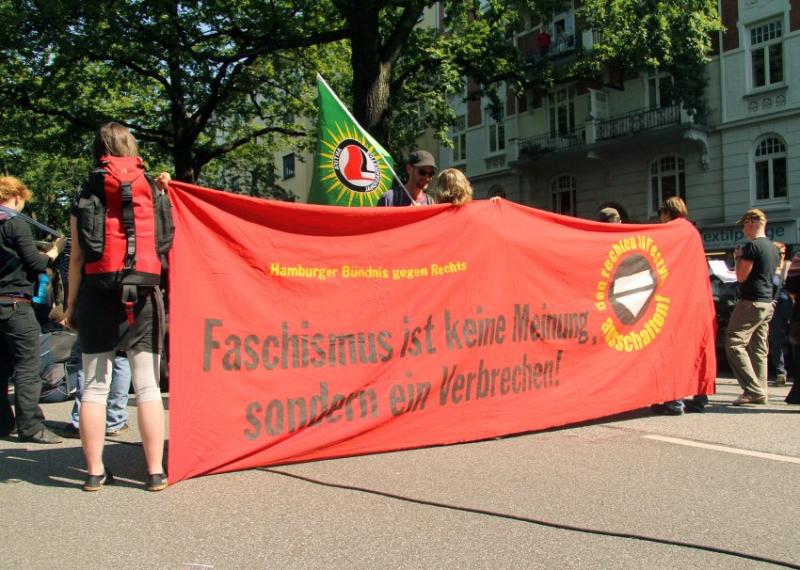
left=436, top=0, right=800, bottom=252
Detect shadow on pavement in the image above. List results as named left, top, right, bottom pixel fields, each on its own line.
left=0, top=430, right=153, bottom=490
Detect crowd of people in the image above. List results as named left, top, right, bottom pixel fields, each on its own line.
left=2, top=137, right=797, bottom=495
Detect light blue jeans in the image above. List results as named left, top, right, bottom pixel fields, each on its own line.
left=69, top=354, right=131, bottom=433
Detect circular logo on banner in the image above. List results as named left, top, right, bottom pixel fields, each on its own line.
left=594, top=236, right=672, bottom=352
left=333, top=140, right=381, bottom=194
left=607, top=254, right=657, bottom=325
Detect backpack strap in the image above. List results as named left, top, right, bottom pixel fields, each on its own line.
left=119, top=181, right=136, bottom=271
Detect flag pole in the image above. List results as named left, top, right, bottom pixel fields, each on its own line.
left=316, top=75, right=421, bottom=206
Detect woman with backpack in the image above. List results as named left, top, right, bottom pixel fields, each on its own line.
left=64, top=122, right=172, bottom=492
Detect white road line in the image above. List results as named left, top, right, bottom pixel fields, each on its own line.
left=643, top=435, right=800, bottom=464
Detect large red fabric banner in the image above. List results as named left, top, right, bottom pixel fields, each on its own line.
left=167, top=182, right=716, bottom=483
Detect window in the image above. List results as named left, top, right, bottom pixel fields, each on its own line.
left=754, top=136, right=787, bottom=201
left=750, top=20, right=783, bottom=89
left=549, top=87, right=575, bottom=138
left=452, top=115, right=467, bottom=163
left=282, top=153, right=295, bottom=179
left=488, top=113, right=505, bottom=154
left=551, top=175, right=576, bottom=216
left=646, top=70, right=673, bottom=109
left=551, top=13, right=574, bottom=54
left=650, top=156, right=685, bottom=213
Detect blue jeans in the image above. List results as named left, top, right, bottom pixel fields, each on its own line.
left=768, top=290, right=793, bottom=377
left=69, top=353, right=131, bottom=432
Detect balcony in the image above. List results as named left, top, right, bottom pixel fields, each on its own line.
left=524, top=32, right=581, bottom=69
left=513, top=104, right=703, bottom=166
left=594, top=105, right=686, bottom=141
left=517, top=126, right=586, bottom=159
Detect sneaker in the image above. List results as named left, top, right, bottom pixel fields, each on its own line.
left=732, top=393, right=767, bottom=406
left=19, top=429, right=62, bottom=444
left=83, top=469, right=114, bottom=492
left=105, top=423, right=129, bottom=437
left=61, top=424, right=81, bottom=439
left=145, top=472, right=168, bottom=492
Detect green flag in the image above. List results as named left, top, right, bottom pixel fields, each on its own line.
left=307, top=75, right=396, bottom=206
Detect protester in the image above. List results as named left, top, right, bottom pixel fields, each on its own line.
left=62, top=345, right=132, bottom=438
left=599, top=201, right=630, bottom=223
left=64, top=122, right=169, bottom=491
left=767, top=241, right=792, bottom=387
left=377, top=150, right=437, bottom=207
left=782, top=249, right=800, bottom=401
left=726, top=208, right=779, bottom=405
left=0, top=176, right=65, bottom=443
left=598, top=206, right=621, bottom=223
left=435, top=168, right=473, bottom=206
left=32, top=240, right=64, bottom=332
left=55, top=238, right=132, bottom=438
left=651, top=196, right=708, bottom=414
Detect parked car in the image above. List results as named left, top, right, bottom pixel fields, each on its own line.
left=708, top=257, right=738, bottom=366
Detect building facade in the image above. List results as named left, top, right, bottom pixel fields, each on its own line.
left=435, top=0, right=800, bottom=253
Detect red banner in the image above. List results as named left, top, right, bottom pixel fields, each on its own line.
left=167, top=182, right=716, bottom=483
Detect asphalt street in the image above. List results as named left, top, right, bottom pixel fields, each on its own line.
left=1, top=375, right=798, bottom=569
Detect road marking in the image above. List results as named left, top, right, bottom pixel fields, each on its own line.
left=643, top=435, right=800, bottom=464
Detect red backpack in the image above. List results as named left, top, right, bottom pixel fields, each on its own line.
left=75, top=155, right=174, bottom=320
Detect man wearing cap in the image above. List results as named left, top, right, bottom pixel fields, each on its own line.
left=726, top=208, right=780, bottom=406
left=377, top=150, right=437, bottom=207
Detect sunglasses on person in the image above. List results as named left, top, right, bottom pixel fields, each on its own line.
left=416, top=168, right=436, bottom=178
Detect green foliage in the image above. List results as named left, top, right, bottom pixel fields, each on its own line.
left=0, top=0, right=347, bottom=184
left=578, top=0, right=721, bottom=115
left=0, top=0, right=722, bottom=217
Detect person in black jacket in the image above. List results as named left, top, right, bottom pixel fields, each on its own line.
left=0, top=176, right=64, bottom=442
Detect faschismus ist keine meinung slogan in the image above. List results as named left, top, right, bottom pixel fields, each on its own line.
left=202, top=305, right=590, bottom=373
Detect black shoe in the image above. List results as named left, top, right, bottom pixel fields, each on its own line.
left=684, top=400, right=706, bottom=413
left=651, top=403, right=683, bottom=416
left=19, top=429, right=62, bottom=444
left=145, top=472, right=168, bottom=492
left=0, top=422, right=16, bottom=437
left=61, top=424, right=81, bottom=438
left=83, top=469, right=114, bottom=492
left=650, top=403, right=664, bottom=414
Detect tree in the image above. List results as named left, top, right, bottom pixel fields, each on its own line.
left=332, top=0, right=719, bottom=156
left=0, top=0, right=348, bottom=182
left=578, top=0, right=721, bottom=117
left=0, top=0, right=720, bottom=218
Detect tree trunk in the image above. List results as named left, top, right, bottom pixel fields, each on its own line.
left=354, top=61, right=392, bottom=147
left=348, top=7, right=392, bottom=147
left=173, top=139, right=197, bottom=183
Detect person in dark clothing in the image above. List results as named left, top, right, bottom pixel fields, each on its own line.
left=726, top=208, right=780, bottom=405
left=0, top=176, right=64, bottom=443
left=650, top=197, right=709, bottom=414
left=767, top=241, right=792, bottom=386
left=376, top=150, right=437, bottom=207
